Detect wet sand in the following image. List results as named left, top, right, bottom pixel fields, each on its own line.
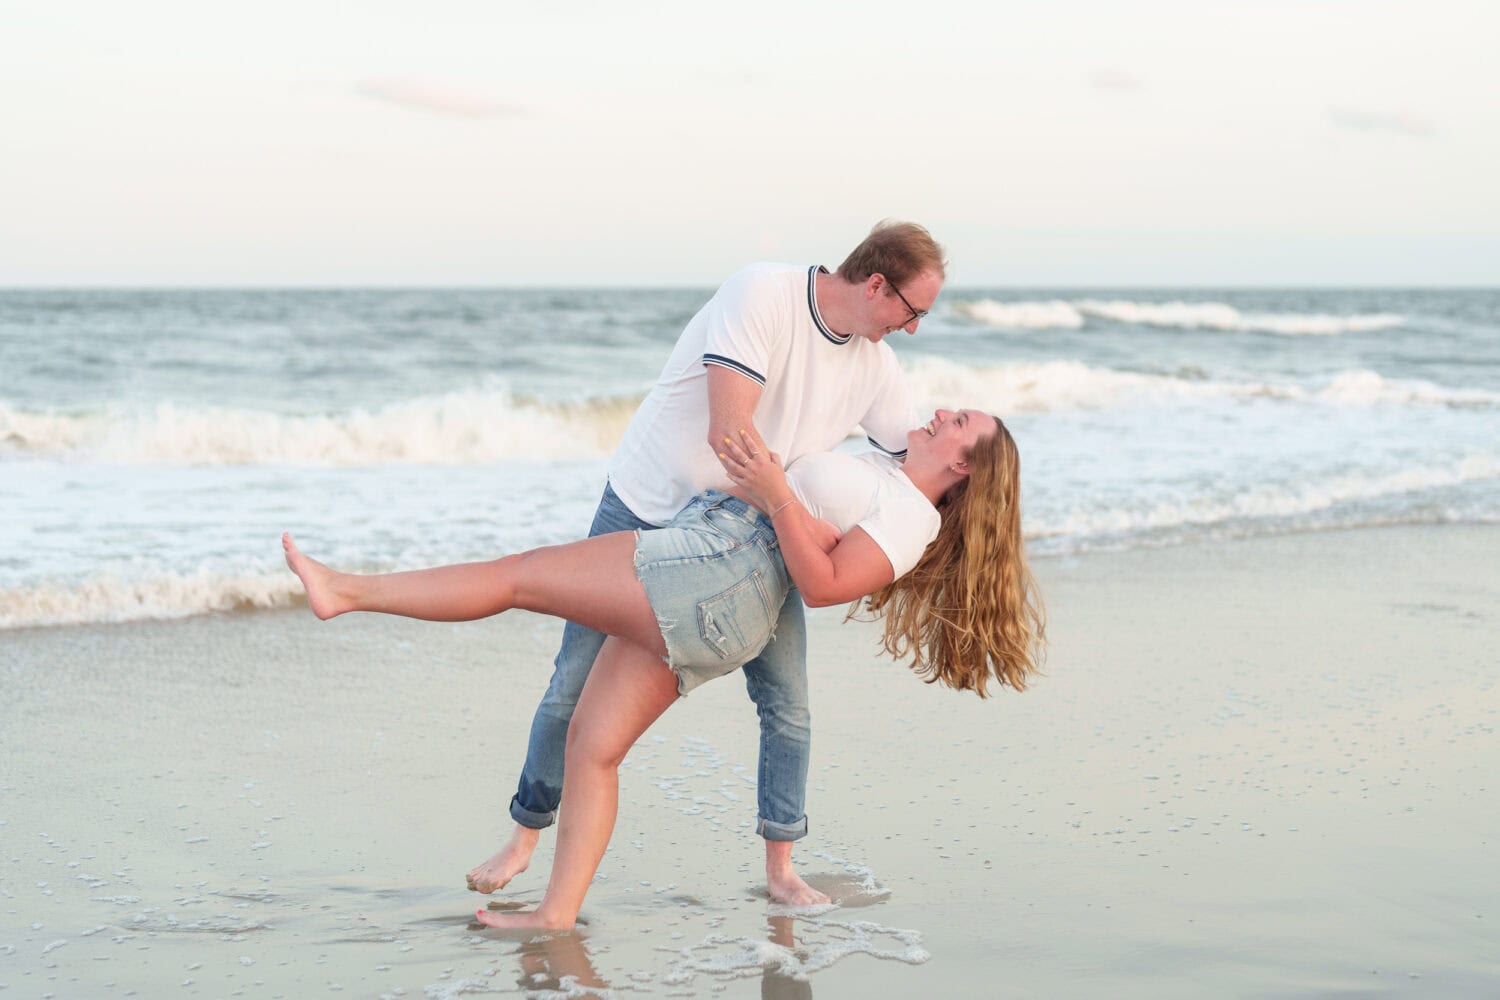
left=2, top=525, right=1496, bottom=998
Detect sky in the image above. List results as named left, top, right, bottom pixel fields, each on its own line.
left=1, top=0, right=1496, bottom=286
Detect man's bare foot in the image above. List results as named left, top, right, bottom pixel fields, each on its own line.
left=765, top=840, right=831, bottom=906
left=281, top=533, right=353, bottom=619
left=767, top=865, right=831, bottom=906
left=466, top=826, right=541, bottom=894
left=475, top=906, right=574, bottom=931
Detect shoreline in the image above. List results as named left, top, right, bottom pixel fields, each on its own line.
left=4, top=515, right=1494, bottom=636
left=3, top=523, right=1496, bottom=997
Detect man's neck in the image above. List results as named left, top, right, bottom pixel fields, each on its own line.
left=811, top=270, right=858, bottom=339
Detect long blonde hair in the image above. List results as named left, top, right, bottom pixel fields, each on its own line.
left=855, top=417, right=1045, bottom=696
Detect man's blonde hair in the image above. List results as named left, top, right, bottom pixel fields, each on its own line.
left=836, top=220, right=947, bottom=287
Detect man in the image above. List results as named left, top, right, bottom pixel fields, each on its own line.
left=467, top=220, right=946, bottom=903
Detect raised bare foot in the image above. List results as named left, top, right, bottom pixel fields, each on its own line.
left=766, top=865, right=831, bottom=906
left=466, top=826, right=541, bottom=894
left=475, top=907, right=574, bottom=931
left=281, top=532, right=352, bottom=619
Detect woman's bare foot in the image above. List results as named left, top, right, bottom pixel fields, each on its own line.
left=282, top=533, right=354, bottom=619
left=765, top=841, right=831, bottom=906
left=466, top=826, right=541, bottom=893
left=475, top=907, right=574, bottom=931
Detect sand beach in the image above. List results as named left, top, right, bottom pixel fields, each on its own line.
left=3, top=524, right=1495, bottom=997
left=5, top=4, right=1498, bottom=994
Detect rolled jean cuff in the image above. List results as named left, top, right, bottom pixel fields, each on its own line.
left=756, top=815, right=808, bottom=842
left=509, top=795, right=556, bottom=830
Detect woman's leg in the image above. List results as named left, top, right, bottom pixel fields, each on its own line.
left=282, top=532, right=666, bottom=659
left=477, top=635, right=680, bottom=930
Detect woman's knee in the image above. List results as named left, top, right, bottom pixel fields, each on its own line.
left=564, top=721, right=630, bottom=771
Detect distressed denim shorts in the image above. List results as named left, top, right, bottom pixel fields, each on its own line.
left=633, top=491, right=790, bottom=696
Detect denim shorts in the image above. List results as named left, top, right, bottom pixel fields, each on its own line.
left=633, top=491, right=790, bottom=696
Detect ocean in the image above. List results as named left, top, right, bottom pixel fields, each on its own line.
left=3, top=284, right=1497, bottom=629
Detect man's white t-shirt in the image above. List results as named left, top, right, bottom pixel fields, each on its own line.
left=608, top=263, right=915, bottom=526
left=785, top=451, right=940, bottom=579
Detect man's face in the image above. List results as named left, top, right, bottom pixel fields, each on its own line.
left=854, top=269, right=943, bottom=343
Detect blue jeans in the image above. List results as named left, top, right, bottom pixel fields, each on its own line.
left=509, top=482, right=812, bottom=841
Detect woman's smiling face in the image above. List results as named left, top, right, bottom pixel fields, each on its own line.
left=907, top=409, right=997, bottom=465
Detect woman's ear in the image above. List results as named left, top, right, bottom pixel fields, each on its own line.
left=952, top=461, right=969, bottom=476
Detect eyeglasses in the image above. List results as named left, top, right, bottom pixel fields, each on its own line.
left=886, top=277, right=929, bottom=326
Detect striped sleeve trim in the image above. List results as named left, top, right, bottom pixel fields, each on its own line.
left=867, top=435, right=908, bottom=458
left=702, top=354, right=766, bottom=386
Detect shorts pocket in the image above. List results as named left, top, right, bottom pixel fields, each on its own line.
left=697, top=569, right=773, bottom=663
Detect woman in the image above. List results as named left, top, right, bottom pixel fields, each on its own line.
left=283, top=408, right=1044, bottom=929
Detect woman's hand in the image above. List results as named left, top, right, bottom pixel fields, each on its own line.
left=723, top=426, right=888, bottom=607
left=719, top=427, right=792, bottom=514
left=807, top=517, right=842, bottom=553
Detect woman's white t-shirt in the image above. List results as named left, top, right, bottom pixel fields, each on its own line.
left=785, top=451, right=940, bottom=579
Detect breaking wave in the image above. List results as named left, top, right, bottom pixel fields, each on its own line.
left=953, top=299, right=1085, bottom=329
left=7, top=451, right=1493, bottom=630
left=0, top=390, right=642, bottom=466
left=1030, top=455, right=1500, bottom=540
left=953, top=298, right=1404, bottom=335
left=3, top=364, right=1493, bottom=468
left=901, top=358, right=1500, bottom=414
left=0, top=569, right=302, bottom=630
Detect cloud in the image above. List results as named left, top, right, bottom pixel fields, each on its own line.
left=1089, top=69, right=1144, bottom=92
left=356, top=77, right=521, bottom=118
left=1326, top=107, right=1434, bottom=138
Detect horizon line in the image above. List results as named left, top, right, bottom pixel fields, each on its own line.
left=2, top=281, right=1496, bottom=292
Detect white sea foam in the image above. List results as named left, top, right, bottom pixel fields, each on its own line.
left=421, top=978, right=508, bottom=999
left=952, top=298, right=1404, bottom=335
left=0, top=404, right=97, bottom=453
left=1311, top=369, right=1500, bottom=407
left=811, top=851, right=892, bottom=900
left=1, top=365, right=1491, bottom=473
left=902, top=358, right=1500, bottom=414
left=903, top=358, right=1179, bottom=413
left=1031, top=455, right=1500, bottom=540
left=8, top=447, right=1489, bottom=630
left=1077, top=300, right=1404, bottom=335
left=0, top=569, right=302, bottom=630
left=0, top=391, right=640, bottom=466
left=953, top=299, right=1085, bottom=329
left=661, top=920, right=928, bottom=987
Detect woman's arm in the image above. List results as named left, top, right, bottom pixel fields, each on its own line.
left=773, top=511, right=895, bottom=608
left=720, top=430, right=895, bottom=607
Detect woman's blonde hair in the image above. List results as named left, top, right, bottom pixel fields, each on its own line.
left=855, top=417, right=1045, bottom=696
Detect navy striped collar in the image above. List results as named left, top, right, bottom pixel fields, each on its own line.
left=806, top=265, right=850, bottom=345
